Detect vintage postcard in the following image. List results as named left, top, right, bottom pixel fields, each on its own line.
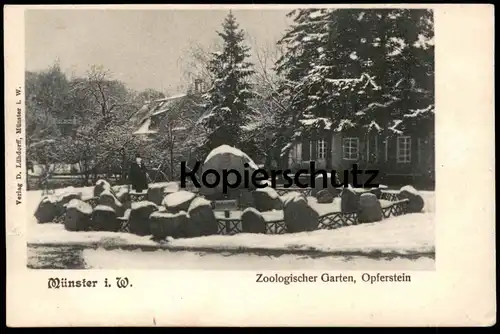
left=5, top=4, right=495, bottom=327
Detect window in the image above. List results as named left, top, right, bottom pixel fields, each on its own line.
left=288, top=143, right=302, bottom=162
left=397, top=136, right=412, bottom=163
left=317, top=139, right=327, bottom=159
left=343, top=137, right=359, bottom=161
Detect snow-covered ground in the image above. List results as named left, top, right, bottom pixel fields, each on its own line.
left=26, top=185, right=435, bottom=269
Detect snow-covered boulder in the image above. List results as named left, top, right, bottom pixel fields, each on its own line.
left=149, top=211, right=189, bottom=240
left=91, top=205, right=120, bottom=232
left=161, top=190, right=196, bottom=214
left=163, top=182, right=180, bottom=195
left=241, top=207, right=267, bottom=234
left=34, top=195, right=63, bottom=224
left=351, top=187, right=382, bottom=199
left=399, top=185, right=425, bottom=213
left=357, top=193, right=383, bottom=224
left=186, top=197, right=218, bottom=237
left=252, top=187, right=283, bottom=212
left=94, top=179, right=113, bottom=198
left=64, top=199, right=92, bottom=231
left=200, top=145, right=259, bottom=199
left=59, top=187, right=82, bottom=207
left=238, top=189, right=255, bottom=209
left=316, top=189, right=335, bottom=204
left=128, top=201, right=159, bottom=236
left=98, top=189, right=124, bottom=217
left=311, top=173, right=340, bottom=198
left=115, top=187, right=130, bottom=209
left=146, top=182, right=169, bottom=205
left=280, top=191, right=306, bottom=207
left=369, top=187, right=382, bottom=199
left=283, top=194, right=319, bottom=233
left=340, top=188, right=360, bottom=214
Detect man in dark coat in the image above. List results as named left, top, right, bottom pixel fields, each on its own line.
left=128, top=155, right=149, bottom=193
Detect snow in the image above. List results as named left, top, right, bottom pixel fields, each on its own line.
left=242, top=207, right=261, bottom=216
left=400, top=185, right=420, bottom=195
left=60, top=186, right=79, bottom=195
left=131, top=201, right=158, bottom=210
left=133, top=118, right=157, bottom=135
left=163, top=182, right=180, bottom=194
left=241, top=121, right=260, bottom=132
left=241, top=208, right=284, bottom=223
left=96, top=179, right=110, bottom=187
left=336, top=119, right=356, bottom=132
left=82, top=248, right=434, bottom=270
left=94, top=205, right=115, bottom=213
left=404, top=104, right=435, bottom=118
left=188, top=197, right=212, bottom=211
left=66, top=199, right=93, bottom=215
left=309, top=11, right=324, bottom=19
left=167, top=213, right=434, bottom=255
left=299, top=117, right=332, bottom=130
left=120, top=209, right=131, bottom=220
left=204, top=145, right=259, bottom=170
left=162, top=191, right=196, bottom=208
left=41, top=195, right=59, bottom=204
left=115, top=187, right=128, bottom=199
left=389, top=119, right=403, bottom=134
left=152, top=109, right=169, bottom=116
left=28, top=223, right=157, bottom=246
left=367, top=121, right=382, bottom=132
left=100, top=189, right=122, bottom=207
left=150, top=211, right=188, bottom=219
left=262, top=210, right=284, bottom=222
left=26, top=187, right=435, bottom=267
left=254, top=187, right=279, bottom=199
left=155, top=94, right=187, bottom=102
left=149, top=182, right=172, bottom=189
left=280, top=191, right=303, bottom=206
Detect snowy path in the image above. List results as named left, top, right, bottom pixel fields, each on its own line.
left=27, top=246, right=434, bottom=270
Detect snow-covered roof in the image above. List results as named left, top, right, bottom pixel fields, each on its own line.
left=132, top=92, right=205, bottom=136
left=133, top=118, right=158, bottom=135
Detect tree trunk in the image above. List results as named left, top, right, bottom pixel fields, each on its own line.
left=169, top=144, right=174, bottom=180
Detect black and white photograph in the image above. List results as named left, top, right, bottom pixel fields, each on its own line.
left=6, top=3, right=497, bottom=328
left=23, top=7, right=436, bottom=270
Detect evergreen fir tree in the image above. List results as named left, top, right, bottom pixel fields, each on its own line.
left=274, top=8, right=434, bottom=164
left=201, top=11, right=255, bottom=152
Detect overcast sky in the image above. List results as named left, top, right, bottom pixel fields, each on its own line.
left=25, top=9, right=292, bottom=95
